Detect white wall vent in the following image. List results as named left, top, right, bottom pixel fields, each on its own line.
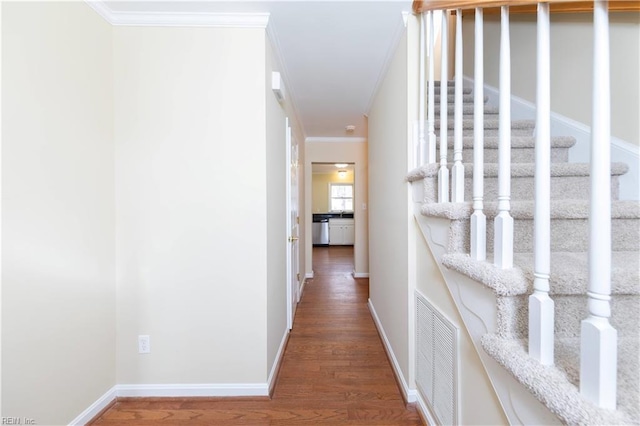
left=416, top=290, right=459, bottom=425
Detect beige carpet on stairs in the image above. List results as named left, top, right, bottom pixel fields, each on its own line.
left=410, top=82, right=640, bottom=425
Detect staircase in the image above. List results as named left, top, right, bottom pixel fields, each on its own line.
left=408, top=82, right=640, bottom=425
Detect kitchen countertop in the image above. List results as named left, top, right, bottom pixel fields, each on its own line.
left=312, top=212, right=354, bottom=222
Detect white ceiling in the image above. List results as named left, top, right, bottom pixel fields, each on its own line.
left=102, top=1, right=411, bottom=139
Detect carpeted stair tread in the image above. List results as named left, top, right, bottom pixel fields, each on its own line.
left=406, top=159, right=623, bottom=182
left=407, top=163, right=439, bottom=182
left=554, top=336, right=640, bottom=424
left=434, top=118, right=536, bottom=131
left=434, top=94, right=487, bottom=103
left=514, top=251, right=640, bottom=295
left=433, top=85, right=473, bottom=95
left=442, top=252, right=529, bottom=296
left=442, top=251, right=640, bottom=297
left=434, top=104, right=498, bottom=115
left=420, top=200, right=640, bottom=221
left=491, top=199, right=640, bottom=220
left=435, top=135, right=577, bottom=150
left=481, top=334, right=639, bottom=425
left=464, top=162, right=629, bottom=179
left=418, top=199, right=473, bottom=219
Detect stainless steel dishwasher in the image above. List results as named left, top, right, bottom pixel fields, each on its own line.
left=312, top=218, right=329, bottom=246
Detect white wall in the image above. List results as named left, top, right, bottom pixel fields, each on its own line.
left=369, top=15, right=508, bottom=422
left=265, top=37, right=288, bottom=380
left=1, top=2, right=115, bottom=423
left=462, top=12, right=640, bottom=146
left=114, top=26, right=268, bottom=384
left=414, top=223, right=508, bottom=424
left=305, top=141, right=368, bottom=277
left=265, top=36, right=306, bottom=375
left=367, top=28, right=411, bottom=387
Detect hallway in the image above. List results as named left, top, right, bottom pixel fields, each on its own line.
left=91, top=246, right=423, bottom=425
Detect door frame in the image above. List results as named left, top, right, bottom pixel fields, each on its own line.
left=285, top=117, right=300, bottom=329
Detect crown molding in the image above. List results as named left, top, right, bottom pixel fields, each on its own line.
left=305, top=137, right=367, bottom=144
left=364, top=11, right=410, bottom=116
left=266, top=22, right=308, bottom=141
left=85, top=1, right=269, bottom=28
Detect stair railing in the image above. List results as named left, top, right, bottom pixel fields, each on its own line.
left=470, top=6, right=486, bottom=261
left=530, top=1, right=555, bottom=367
left=417, top=12, right=426, bottom=167
left=582, top=0, right=617, bottom=409
left=438, top=12, right=450, bottom=202
left=452, top=8, right=465, bottom=202
left=427, top=11, right=437, bottom=164
left=412, top=0, right=629, bottom=410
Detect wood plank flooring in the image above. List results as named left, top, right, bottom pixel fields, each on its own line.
left=91, top=246, right=424, bottom=425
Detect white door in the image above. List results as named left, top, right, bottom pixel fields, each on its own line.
left=285, top=118, right=300, bottom=329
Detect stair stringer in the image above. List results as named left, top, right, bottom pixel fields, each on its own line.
left=411, top=181, right=562, bottom=426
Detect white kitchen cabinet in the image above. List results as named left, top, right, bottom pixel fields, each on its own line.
left=329, top=218, right=355, bottom=245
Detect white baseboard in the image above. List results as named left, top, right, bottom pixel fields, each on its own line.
left=267, top=329, right=290, bottom=394
left=464, top=76, right=639, bottom=201
left=353, top=271, right=369, bottom=278
left=305, top=272, right=314, bottom=279
left=299, top=277, right=307, bottom=300
left=69, top=386, right=117, bottom=425
left=73, top=380, right=272, bottom=423
left=367, top=299, right=417, bottom=403
left=116, top=383, right=269, bottom=397
left=415, top=389, right=438, bottom=426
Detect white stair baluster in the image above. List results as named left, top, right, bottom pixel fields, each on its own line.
left=529, top=2, right=554, bottom=366
left=418, top=13, right=427, bottom=167
left=451, top=8, right=464, bottom=202
left=470, top=7, right=486, bottom=261
left=580, top=0, right=617, bottom=409
left=438, top=11, right=450, bottom=203
left=494, top=5, right=513, bottom=270
left=427, top=11, right=437, bottom=164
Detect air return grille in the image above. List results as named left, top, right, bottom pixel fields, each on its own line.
left=416, top=290, right=459, bottom=425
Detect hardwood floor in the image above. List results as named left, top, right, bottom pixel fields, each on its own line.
left=91, top=246, right=424, bottom=425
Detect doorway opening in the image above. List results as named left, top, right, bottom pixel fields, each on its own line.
left=311, top=162, right=355, bottom=272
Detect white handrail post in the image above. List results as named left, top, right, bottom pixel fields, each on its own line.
left=427, top=11, right=437, bottom=164
left=580, top=0, right=617, bottom=409
left=494, top=5, right=513, bottom=270
left=451, top=8, right=465, bottom=202
left=418, top=13, right=427, bottom=167
left=438, top=11, right=450, bottom=203
left=470, top=7, right=486, bottom=261
left=529, top=2, right=554, bottom=366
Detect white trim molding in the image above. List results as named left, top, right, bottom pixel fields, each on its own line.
left=368, top=299, right=418, bottom=403
left=116, top=383, right=269, bottom=398
left=465, top=76, right=639, bottom=201
left=305, top=272, right=314, bottom=279
left=415, top=388, right=439, bottom=426
left=364, top=11, right=410, bottom=115
left=85, top=1, right=269, bottom=28
left=267, top=330, right=290, bottom=394
left=299, top=276, right=308, bottom=299
left=265, top=21, right=308, bottom=143
left=353, top=271, right=369, bottom=278
left=68, top=386, right=117, bottom=426
left=71, top=379, right=278, bottom=423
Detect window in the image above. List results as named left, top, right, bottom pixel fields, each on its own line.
left=329, top=183, right=354, bottom=212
